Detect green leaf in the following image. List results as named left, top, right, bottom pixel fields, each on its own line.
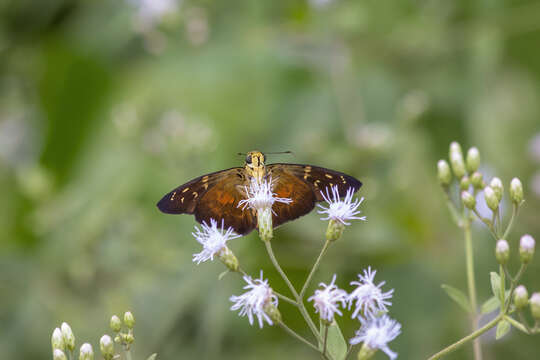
left=496, top=320, right=511, bottom=340
left=320, top=320, right=347, bottom=360
left=481, top=296, right=500, bottom=314
left=490, top=272, right=501, bottom=299
left=146, top=354, right=158, bottom=360
left=441, top=284, right=471, bottom=312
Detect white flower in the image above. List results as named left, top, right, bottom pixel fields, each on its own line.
left=60, top=322, right=75, bottom=351
left=192, top=219, right=241, bottom=264
left=238, top=177, right=292, bottom=213
left=350, top=314, right=402, bottom=360
left=348, top=267, right=394, bottom=318
left=51, top=327, right=64, bottom=351
left=99, top=335, right=114, bottom=358
left=53, top=349, right=67, bottom=360
left=308, top=274, right=348, bottom=322
left=317, top=186, right=366, bottom=225
left=79, top=343, right=94, bottom=360
left=520, top=234, right=535, bottom=252
left=230, top=272, right=278, bottom=328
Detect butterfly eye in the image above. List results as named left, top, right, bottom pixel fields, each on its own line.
left=245, top=154, right=252, bottom=164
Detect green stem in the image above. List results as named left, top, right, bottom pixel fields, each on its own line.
left=322, top=324, right=329, bottom=357
left=345, top=344, right=355, bottom=360
left=506, top=315, right=530, bottom=334
left=300, top=240, right=331, bottom=299
left=264, top=241, right=322, bottom=343
left=496, top=207, right=503, bottom=237
left=278, top=321, right=320, bottom=352
left=471, top=209, right=498, bottom=239
left=463, top=219, right=482, bottom=360
left=502, top=204, right=518, bottom=240
left=125, top=348, right=133, bottom=360
left=499, top=264, right=505, bottom=303
left=444, top=192, right=462, bottom=226
left=427, top=314, right=502, bottom=360
left=275, top=292, right=298, bottom=306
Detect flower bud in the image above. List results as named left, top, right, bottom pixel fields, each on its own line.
left=257, top=208, right=273, bottom=242
left=490, top=177, right=503, bottom=201
left=471, top=171, right=484, bottom=189
left=53, top=349, right=67, bottom=360
left=514, top=285, right=529, bottom=309
left=461, top=191, right=476, bottom=209
left=519, top=234, right=535, bottom=264
left=450, top=152, right=466, bottom=179
left=100, top=335, right=114, bottom=360
left=495, top=239, right=510, bottom=265
left=530, top=292, right=540, bottom=320
left=218, top=246, right=239, bottom=272
left=449, top=141, right=463, bottom=159
left=466, top=147, right=480, bottom=173
left=51, top=327, right=64, bottom=351
left=60, top=322, right=75, bottom=352
left=357, top=343, right=377, bottom=360
left=484, top=186, right=499, bottom=211
left=460, top=176, right=470, bottom=191
left=124, top=311, right=135, bottom=329
left=263, top=302, right=282, bottom=325
left=326, top=219, right=345, bottom=242
left=509, top=178, right=523, bottom=204
left=79, top=343, right=94, bottom=360
left=123, top=332, right=134, bottom=344
left=437, top=160, right=452, bottom=186
left=110, top=315, right=122, bottom=332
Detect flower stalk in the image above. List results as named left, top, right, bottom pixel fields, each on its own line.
left=463, top=217, right=482, bottom=360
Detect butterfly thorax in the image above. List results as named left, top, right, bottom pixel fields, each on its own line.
left=244, top=150, right=267, bottom=183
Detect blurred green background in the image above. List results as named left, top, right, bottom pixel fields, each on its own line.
left=1, top=0, right=540, bottom=359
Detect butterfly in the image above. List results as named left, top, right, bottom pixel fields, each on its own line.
left=157, top=151, right=362, bottom=235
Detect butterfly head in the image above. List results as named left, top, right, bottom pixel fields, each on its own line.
left=244, top=150, right=266, bottom=182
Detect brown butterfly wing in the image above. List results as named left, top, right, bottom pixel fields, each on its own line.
left=268, top=163, right=362, bottom=202
left=194, top=180, right=257, bottom=235
left=156, top=167, right=242, bottom=214
left=157, top=167, right=256, bottom=235
left=268, top=167, right=317, bottom=228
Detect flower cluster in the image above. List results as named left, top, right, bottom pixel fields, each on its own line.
left=188, top=183, right=402, bottom=359
left=350, top=315, right=402, bottom=360
left=307, top=274, right=348, bottom=322
left=192, top=218, right=241, bottom=267
left=238, top=177, right=293, bottom=241
left=50, top=311, right=152, bottom=360
left=435, top=141, right=540, bottom=357
left=318, top=186, right=366, bottom=225
left=237, top=177, right=293, bottom=213
left=229, top=272, right=279, bottom=328
left=306, top=269, right=400, bottom=359
left=348, top=267, right=394, bottom=318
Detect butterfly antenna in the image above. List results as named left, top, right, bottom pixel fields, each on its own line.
left=265, top=151, right=294, bottom=155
